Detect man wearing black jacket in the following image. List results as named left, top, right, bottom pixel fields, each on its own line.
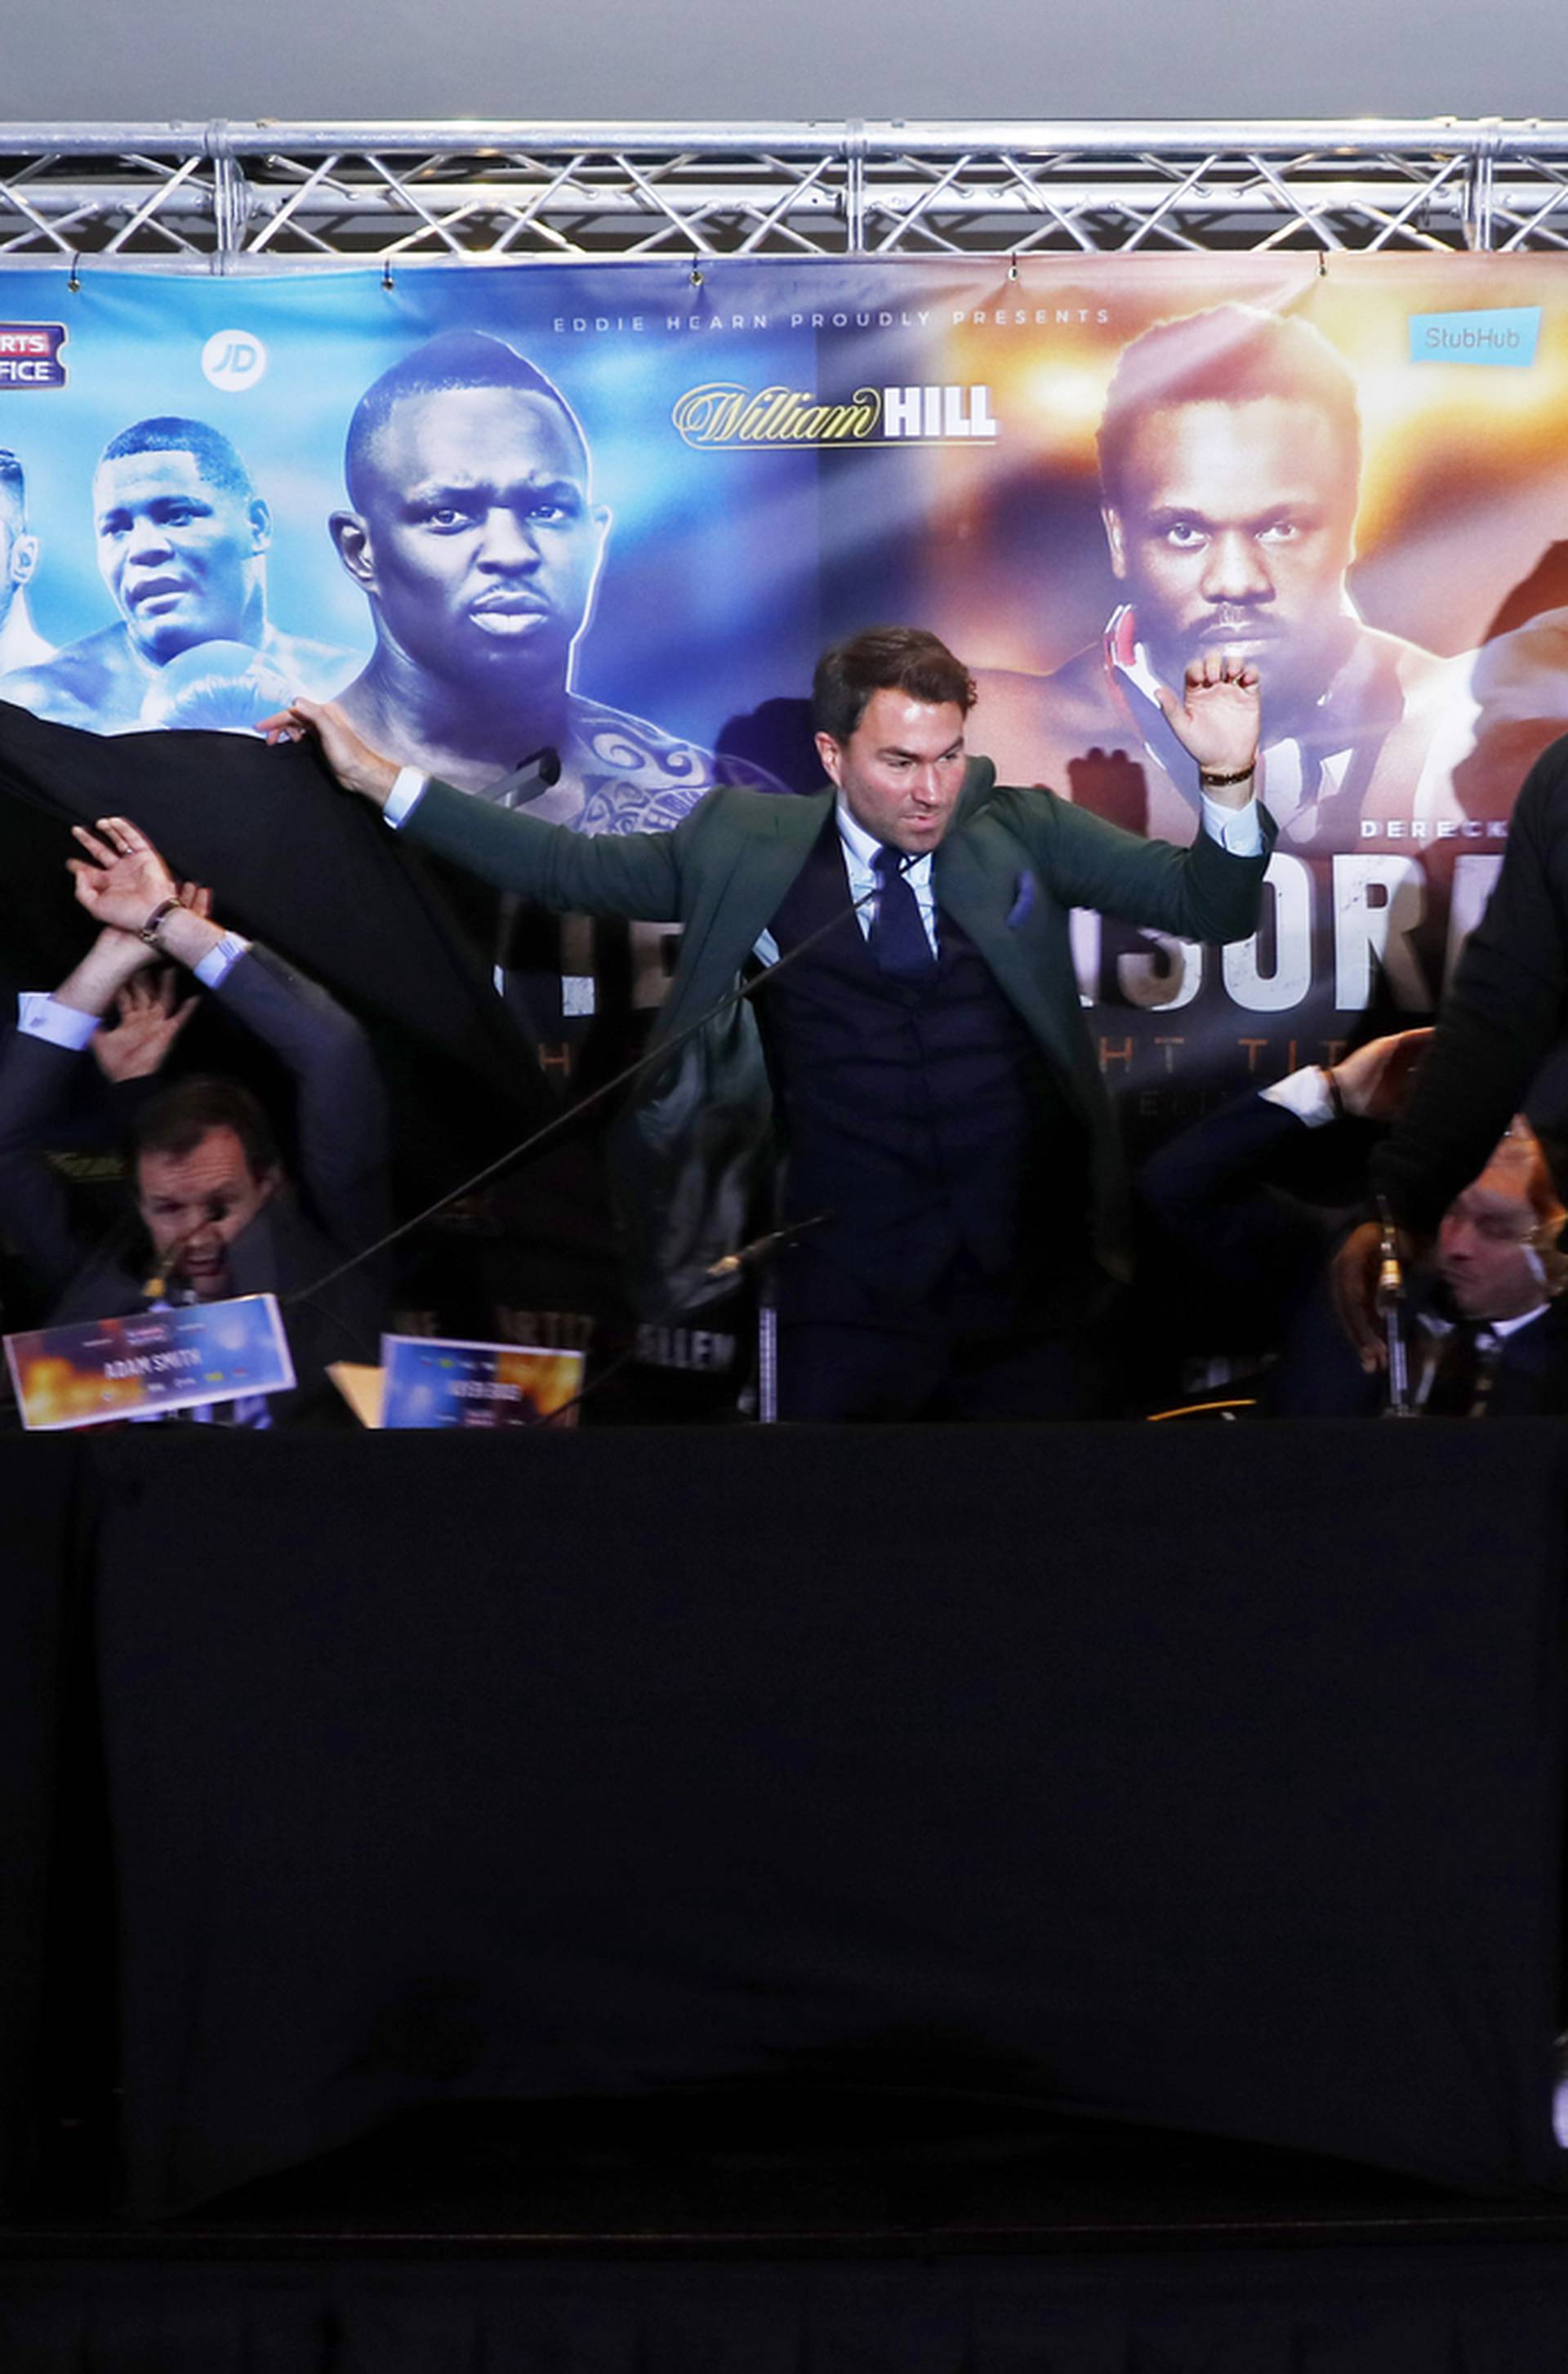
left=1144, top=1031, right=1568, bottom=1415
left=1334, top=737, right=1568, bottom=1370
left=0, top=818, right=387, bottom=1420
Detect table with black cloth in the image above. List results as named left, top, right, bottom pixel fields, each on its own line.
left=3, top=1421, right=1567, bottom=2216
left=0, top=1439, right=96, bottom=2212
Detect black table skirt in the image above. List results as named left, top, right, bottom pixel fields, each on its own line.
left=0, top=1437, right=93, bottom=2211
left=5, top=1421, right=1567, bottom=2216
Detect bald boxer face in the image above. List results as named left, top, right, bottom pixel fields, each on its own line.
left=1103, top=395, right=1359, bottom=719
left=333, top=385, right=609, bottom=694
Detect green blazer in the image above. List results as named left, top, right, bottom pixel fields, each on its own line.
left=403, top=759, right=1273, bottom=1314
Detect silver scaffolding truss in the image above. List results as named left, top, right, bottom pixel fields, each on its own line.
left=1, top=119, right=1568, bottom=269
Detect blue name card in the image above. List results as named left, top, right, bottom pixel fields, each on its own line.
left=5, top=1294, right=296, bottom=1432
left=379, top=1335, right=586, bottom=1429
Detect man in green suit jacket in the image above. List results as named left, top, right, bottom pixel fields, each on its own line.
left=257, top=627, right=1270, bottom=1418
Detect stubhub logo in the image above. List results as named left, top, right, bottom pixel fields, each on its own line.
left=1409, top=305, right=1542, bottom=367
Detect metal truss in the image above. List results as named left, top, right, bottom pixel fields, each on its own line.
left=2, top=121, right=1568, bottom=268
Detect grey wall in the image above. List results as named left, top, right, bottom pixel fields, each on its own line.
left=2, top=0, right=1562, bottom=128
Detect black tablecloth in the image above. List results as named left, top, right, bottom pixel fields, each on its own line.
left=41, top=1421, right=1558, bottom=2214
left=0, top=1438, right=92, bottom=2210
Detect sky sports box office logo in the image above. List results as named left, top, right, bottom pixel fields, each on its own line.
left=0, top=327, right=67, bottom=390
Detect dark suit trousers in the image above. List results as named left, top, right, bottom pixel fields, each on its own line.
left=776, top=1245, right=1121, bottom=1422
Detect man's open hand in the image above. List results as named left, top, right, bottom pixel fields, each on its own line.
left=1155, top=652, right=1262, bottom=797
left=91, top=969, right=199, bottom=1084
left=67, top=818, right=180, bottom=936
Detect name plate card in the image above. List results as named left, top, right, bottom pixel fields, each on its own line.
left=380, top=1335, right=584, bottom=1429
left=5, top=1294, right=296, bottom=1432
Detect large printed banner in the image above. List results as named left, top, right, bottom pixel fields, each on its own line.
left=2, top=252, right=1567, bottom=1308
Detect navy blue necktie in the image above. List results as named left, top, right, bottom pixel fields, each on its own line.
left=871, top=844, right=936, bottom=978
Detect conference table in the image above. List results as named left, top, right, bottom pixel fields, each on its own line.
left=4, top=1419, right=1566, bottom=2219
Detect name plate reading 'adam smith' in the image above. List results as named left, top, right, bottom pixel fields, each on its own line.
left=5, top=1294, right=296, bottom=1431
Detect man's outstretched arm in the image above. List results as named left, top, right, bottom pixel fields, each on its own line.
left=69, top=817, right=391, bottom=1258
left=260, top=696, right=686, bottom=924
left=0, top=923, right=184, bottom=1306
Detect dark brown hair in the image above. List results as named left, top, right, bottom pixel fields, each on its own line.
left=812, top=626, right=976, bottom=746
left=131, top=1076, right=279, bottom=1183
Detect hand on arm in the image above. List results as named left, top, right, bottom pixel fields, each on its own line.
left=1154, top=653, right=1261, bottom=806
left=256, top=696, right=400, bottom=808
left=55, top=835, right=216, bottom=1013
left=50, top=927, right=156, bottom=1022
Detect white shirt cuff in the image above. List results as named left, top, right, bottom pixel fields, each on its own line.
left=192, top=931, right=252, bottom=991
left=382, top=767, right=429, bottom=829
left=1199, top=793, right=1263, bottom=856
left=1261, top=1067, right=1337, bottom=1128
left=16, top=993, right=100, bottom=1051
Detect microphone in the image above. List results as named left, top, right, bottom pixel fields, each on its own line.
left=704, top=1211, right=834, bottom=1282
left=141, top=1235, right=202, bottom=1304
left=509, top=746, right=562, bottom=790
left=141, top=1211, right=230, bottom=1303
left=292, top=862, right=884, bottom=1309
left=1374, top=1194, right=1414, bottom=1419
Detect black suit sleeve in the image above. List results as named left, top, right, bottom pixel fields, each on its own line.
left=1138, top=1087, right=1337, bottom=1312
left=0, top=1028, right=98, bottom=1305
left=1374, top=742, right=1568, bottom=1234
left=216, top=946, right=390, bottom=1260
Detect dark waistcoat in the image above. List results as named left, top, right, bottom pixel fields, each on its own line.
left=755, top=817, right=1085, bottom=1297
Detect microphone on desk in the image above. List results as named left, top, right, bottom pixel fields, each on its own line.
left=705, top=1211, right=834, bottom=1282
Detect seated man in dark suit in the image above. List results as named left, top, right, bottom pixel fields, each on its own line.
left=0, top=817, right=388, bottom=1420
left=1141, top=1032, right=1568, bottom=1415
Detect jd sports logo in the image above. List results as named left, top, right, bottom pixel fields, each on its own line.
left=201, top=330, right=268, bottom=392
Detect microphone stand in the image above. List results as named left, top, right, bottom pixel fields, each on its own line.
left=264, top=826, right=914, bottom=1426
left=534, top=1213, right=834, bottom=1430
left=705, top=1213, right=833, bottom=1427
left=758, top=1284, right=777, bottom=1428
left=287, top=857, right=884, bottom=1312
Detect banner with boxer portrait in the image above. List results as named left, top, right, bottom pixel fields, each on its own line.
left=2, top=252, right=1566, bottom=1345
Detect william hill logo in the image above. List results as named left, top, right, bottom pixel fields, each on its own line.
left=672, top=381, right=997, bottom=449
